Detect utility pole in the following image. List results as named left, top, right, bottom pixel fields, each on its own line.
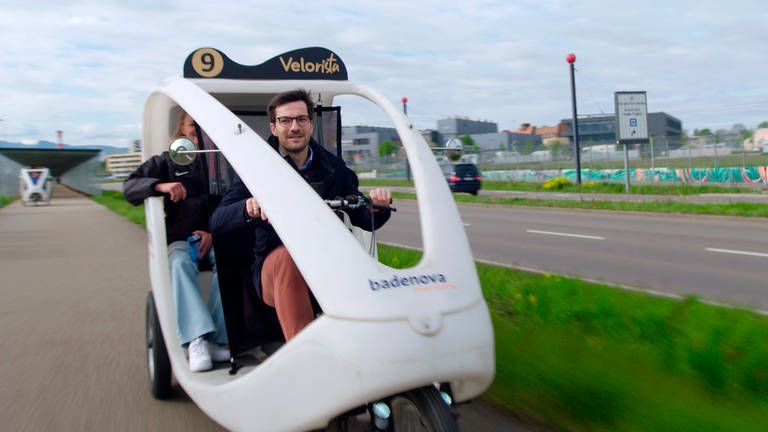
left=566, top=53, right=581, bottom=184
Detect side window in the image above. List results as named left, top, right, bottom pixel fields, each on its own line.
left=197, top=129, right=234, bottom=197
left=313, top=106, right=342, bottom=158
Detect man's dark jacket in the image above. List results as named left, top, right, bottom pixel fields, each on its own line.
left=210, top=135, right=391, bottom=299
left=123, top=152, right=211, bottom=244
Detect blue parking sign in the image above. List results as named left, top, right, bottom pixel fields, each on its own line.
left=630, top=118, right=637, bottom=127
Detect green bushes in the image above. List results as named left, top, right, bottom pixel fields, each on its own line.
left=542, top=176, right=571, bottom=190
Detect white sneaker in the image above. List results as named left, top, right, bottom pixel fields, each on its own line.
left=210, top=344, right=231, bottom=362
left=188, top=337, right=212, bottom=372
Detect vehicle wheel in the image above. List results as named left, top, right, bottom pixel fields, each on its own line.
left=146, top=291, right=173, bottom=399
left=389, top=386, right=458, bottom=432
left=470, top=190, right=478, bottom=196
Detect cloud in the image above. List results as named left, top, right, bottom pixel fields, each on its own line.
left=0, top=0, right=767, bottom=147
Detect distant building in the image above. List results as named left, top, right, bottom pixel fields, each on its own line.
left=437, top=117, right=497, bottom=144
left=714, top=128, right=742, bottom=148
left=745, top=128, right=768, bottom=152
left=471, top=131, right=542, bottom=152
left=130, top=139, right=141, bottom=153
left=105, top=151, right=142, bottom=179
left=513, top=123, right=568, bottom=147
left=341, top=125, right=399, bottom=164
left=560, top=112, right=683, bottom=149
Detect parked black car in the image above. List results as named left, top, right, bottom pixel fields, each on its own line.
left=441, top=162, right=482, bottom=195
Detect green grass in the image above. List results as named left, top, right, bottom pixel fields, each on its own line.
left=0, top=196, right=14, bottom=208
left=378, top=244, right=768, bottom=432
left=361, top=178, right=764, bottom=195
left=388, top=191, right=768, bottom=217
left=477, top=154, right=768, bottom=172
left=90, top=190, right=146, bottom=226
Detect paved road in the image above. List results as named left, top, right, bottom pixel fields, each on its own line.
left=0, top=187, right=532, bottom=432
left=376, top=200, right=768, bottom=311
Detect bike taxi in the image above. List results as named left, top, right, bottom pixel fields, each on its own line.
left=19, top=167, right=53, bottom=205
left=142, top=47, right=494, bottom=431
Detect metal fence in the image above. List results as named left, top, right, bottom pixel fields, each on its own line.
left=351, top=139, right=768, bottom=186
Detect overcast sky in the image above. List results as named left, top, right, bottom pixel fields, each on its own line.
left=1, top=1, right=767, bottom=148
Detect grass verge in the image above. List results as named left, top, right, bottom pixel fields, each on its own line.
left=389, top=191, right=768, bottom=217
left=91, top=190, right=146, bottom=226
left=360, top=178, right=765, bottom=195
left=378, top=244, right=768, bottom=431
left=0, top=196, right=14, bottom=208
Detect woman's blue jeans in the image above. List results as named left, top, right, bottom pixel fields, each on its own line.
left=168, top=241, right=228, bottom=346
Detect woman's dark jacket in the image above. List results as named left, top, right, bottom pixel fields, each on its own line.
left=210, top=135, right=391, bottom=299
left=123, top=152, right=211, bottom=245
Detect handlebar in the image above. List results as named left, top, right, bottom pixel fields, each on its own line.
left=325, top=195, right=397, bottom=212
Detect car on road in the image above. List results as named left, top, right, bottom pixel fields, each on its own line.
left=441, top=162, right=482, bottom=195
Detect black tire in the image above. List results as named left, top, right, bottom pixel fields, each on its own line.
left=389, top=386, right=459, bottom=432
left=146, top=292, right=173, bottom=399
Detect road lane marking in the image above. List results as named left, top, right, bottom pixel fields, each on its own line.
left=706, top=248, right=768, bottom=258
left=526, top=229, right=605, bottom=240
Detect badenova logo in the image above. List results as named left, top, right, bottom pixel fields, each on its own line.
left=279, top=53, right=341, bottom=74
left=369, top=273, right=456, bottom=292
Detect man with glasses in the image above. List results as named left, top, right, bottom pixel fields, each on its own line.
left=211, top=89, right=393, bottom=341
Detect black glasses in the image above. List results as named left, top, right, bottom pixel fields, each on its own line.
left=275, top=115, right=311, bottom=127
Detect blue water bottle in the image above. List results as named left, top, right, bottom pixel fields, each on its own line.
left=187, top=234, right=201, bottom=262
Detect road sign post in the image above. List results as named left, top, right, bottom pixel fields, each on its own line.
left=615, top=91, right=649, bottom=193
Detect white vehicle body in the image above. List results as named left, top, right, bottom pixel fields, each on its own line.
left=142, top=48, right=494, bottom=431
left=19, top=167, right=53, bottom=205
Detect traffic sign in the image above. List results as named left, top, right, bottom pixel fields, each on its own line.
left=615, top=91, right=648, bottom=143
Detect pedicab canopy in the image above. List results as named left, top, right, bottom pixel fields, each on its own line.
left=177, top=47, right=351, bottom=356
left=183, top=47, right=348, bottom=80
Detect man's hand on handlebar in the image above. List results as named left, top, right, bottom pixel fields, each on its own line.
left=326, top=190, right=395, bottom=212
left=368, top=188, right=392, bottom=212
left=245, top=197, right=269, bottom=223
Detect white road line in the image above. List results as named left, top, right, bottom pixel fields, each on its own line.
left=706, top=248, right=768, bottom=258
left=526, top=229, right=605, bottom=240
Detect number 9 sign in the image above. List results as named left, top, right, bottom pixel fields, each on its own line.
left=191, top=48, right=224, bottom=78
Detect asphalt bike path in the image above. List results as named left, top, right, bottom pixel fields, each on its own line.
left=0, top=186, right=534, bottom=431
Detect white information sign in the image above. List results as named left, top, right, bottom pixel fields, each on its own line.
left=615, top=91, right=648, bottom=143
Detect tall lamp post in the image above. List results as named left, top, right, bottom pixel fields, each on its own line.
left=566, top=53, right=581, bottom=184
left=402, top=97, right=411, bottom=181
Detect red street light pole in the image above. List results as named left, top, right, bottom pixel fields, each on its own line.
left=401, top=97, right=410, bottom=181
left=566, top=53, right=581, bottom=184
